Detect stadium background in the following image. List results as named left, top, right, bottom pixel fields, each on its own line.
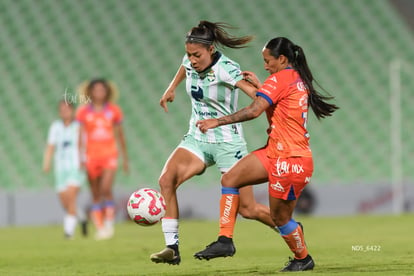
left=0, top=0, right=413, bottom=225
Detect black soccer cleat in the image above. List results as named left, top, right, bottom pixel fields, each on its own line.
left=280, top=255, right=315, bottom=272
left=150, top=245, right=181, bottom=265
left=81, top=220, right=88, bottom=237
left=194, top=236, right=236, bottom=260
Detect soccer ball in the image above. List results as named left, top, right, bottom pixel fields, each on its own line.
left=127, top=188, right=166, bottom=226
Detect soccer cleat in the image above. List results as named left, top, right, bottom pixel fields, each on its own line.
left=280, top=255, right=314, bottom=272
left=81, top=220, right=88, bottom=237
left=150, top=245, right=181, bottom=265
left=194, top=236, right=236, bottom=260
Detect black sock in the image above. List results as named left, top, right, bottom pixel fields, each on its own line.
left=218, top=235, right=233, bottom=244
left=167, top=244, right=179, bottom=255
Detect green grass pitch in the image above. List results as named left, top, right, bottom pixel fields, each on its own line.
left=0, top=215, right=413, bottom=275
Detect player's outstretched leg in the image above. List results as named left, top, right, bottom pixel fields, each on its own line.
left=278, top=220, right=314, bottom=272
left=194, top=187, right=239, bottom=260
left=271, top=192, right=314, bottom=272
left=151, top=148, right=205, bottom=265
left=195, top=153, right=273, bottom=260
left=150, top=218, right=181, bottom=265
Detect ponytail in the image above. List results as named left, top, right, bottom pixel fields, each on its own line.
left=265, top=37, right=339, bottom=120
left=293, top=45, right=339, bottom=119
left=186, top=20, right=252, bottom=49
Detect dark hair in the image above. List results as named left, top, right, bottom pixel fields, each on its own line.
left=186, top=20, right=252, bottom=49
left=265, top=37, right=339, bottom=119
left=86, top=78, right=111, bottom=102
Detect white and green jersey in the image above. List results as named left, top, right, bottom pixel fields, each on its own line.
left=47, top=120, right=80, bottom=172
left=183, top=52, right=245, bottom=143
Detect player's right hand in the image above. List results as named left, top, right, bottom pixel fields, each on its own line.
left=160, top=88, right=175, bottom=113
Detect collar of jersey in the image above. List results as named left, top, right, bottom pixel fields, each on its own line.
left=197, top=51, right=222, bottom=78
left=88, top=103, right=109, bottom=112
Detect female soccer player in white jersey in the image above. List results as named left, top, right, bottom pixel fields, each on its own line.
left=150, top=21, right=275, bottom=265
left=43, top=100, right=84, bottom=239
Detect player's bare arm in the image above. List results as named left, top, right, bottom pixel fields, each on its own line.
left=196, top=96, right=269, bottom=133
left=78, top=124, right=86, bottom=170
left=160, top=65, right=186, bottom=112
left=115, top=124, right=129, bottom=173
left=235, top=79, right=257, bottom=99
left=42, top=144, right=55, bottom=173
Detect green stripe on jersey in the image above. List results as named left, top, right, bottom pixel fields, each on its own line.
left=182, top=52, right=245, bottom=143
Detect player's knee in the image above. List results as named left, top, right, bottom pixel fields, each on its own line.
left=270, top=210, right=290, bottom=227
left=67, top=205, right=77, bottom=216
left=101, top=187, right=112, bottom=199
left=221, top=172, right=236, bottom=188
left=158, top=172, right=178, bottom=193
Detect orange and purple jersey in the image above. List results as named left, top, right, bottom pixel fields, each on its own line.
left=257, top=68, right=312, bottom=158
left=76, top=103, right=123, bottom=159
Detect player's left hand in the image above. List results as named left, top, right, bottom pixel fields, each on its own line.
left=242, top=71, right=262, bottom=89
left=196, top=119, right=219, bottom=133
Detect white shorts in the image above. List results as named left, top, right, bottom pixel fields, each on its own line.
left=177, top=134, right=247, bottom=172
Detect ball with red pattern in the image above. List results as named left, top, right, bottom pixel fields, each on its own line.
left=127, top=188, right=166, bottom=226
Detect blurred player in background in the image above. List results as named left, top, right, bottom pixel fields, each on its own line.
left=196, top=37, right=339, bottom=271
left=150, top=20, right=275, bottom=265
left=77, top=79, right=129, bottom=240
left=43, top=100, right=84, bottom=239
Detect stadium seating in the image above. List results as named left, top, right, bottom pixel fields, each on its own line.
left=0, top=0, right=413, bottom=189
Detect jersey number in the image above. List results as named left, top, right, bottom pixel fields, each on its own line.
left=191, top=85, right=204, bottom=101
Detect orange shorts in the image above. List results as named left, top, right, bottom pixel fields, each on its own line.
left=86, top=155, right=118, bottom=179
left=253, top=147, right=313, bottom=200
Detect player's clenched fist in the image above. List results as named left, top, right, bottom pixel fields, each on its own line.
left=196, top=119, right=219, bottom=133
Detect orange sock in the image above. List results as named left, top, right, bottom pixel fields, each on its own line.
left=218, top=187, right=240, bottom=238
left=91, top=204, right=104, bottom=230
left=281, top=223, right=308, bottom=259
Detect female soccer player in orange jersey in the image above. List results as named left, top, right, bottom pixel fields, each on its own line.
left=76, top=79, right=128, bottom=240
left=196, top=37, right=338, bottom=271
left=150, top=21, right=276, bottom=265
